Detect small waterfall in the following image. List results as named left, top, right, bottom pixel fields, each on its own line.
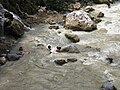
left=7, top=10, right=34, bottom=31
left=0, top=4, right=5, bottom=38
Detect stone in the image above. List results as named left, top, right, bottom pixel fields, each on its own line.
left=67, top=58, right=77, bottom=62
left=65, top=10, right=97, bottom=31
left=93, top=17, right=102, bottom=23
left=54, top=59, right=67, bottom=66
left=101, top=81, right=117, bottom=90
left=5, top=19, right=25, bottom=37
left=84, top=6, right=95, bottom=12
left=93, top=0, right=113, bottom=8
left=106, top=57, right=113, bottom=64
left=89, top=10, right=104, bottom=18
left=65, top=33, right=80, bottom=43
left=6, top=53, right=22, bottom=61
left=49, top=25, right=59, bottom=30
left=0, top=56, right=7, bottom=65
left=59, top=44, right=80, bottom=53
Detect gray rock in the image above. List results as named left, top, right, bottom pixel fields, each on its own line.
left=0, top=56, right=7, bottom=65
left=7, top=53, right=22, bottom=61
left=49, top=25, right=59, bottom=30
left=60, top=44, right=80, bottom=53
left=54, top=59, right=67, bottom=66
left=65, top=10, right=97, bottom=31
left=101, top=81, right=117, bottom=90
left=65, top=33, right=80, bottom=43
left=67, top=58, right=77, bottom=62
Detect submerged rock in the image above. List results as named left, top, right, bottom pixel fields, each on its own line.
left=65, top=33, right=80, bottom=43
left=54, top=59, right=67, bottom=66
left=65, top=10, right=97, bottom=31
left=49, top=25, right=59, bottom=30
left=58, top=44, right=80, bottom=53
left=101, top=81, right=117, bottom=90
left=67, top=58, right=77, bottom=62
left=89, top=9, right=104, bottom=18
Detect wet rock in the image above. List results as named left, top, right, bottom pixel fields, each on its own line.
left=54, top=59, right=67, bottom=66
left=49, top=25, right=59, bottom=30
left=87, top=13, right=102, bottom=23
left=84, top=6, right=95, bottom=12
left=93, top=0, right=113, bottom=8
left=93, top=17, right=102, bottom=23
left=6, top=53, right=22, bottom=61
left=48, top=20, right=56, bottom=25
left=0, top=56, right=7, bottom=65
left=89, top=10, right=104, bottom=18
left=5, top=19, right=25, bottom=37
left=101, top=81, right=117, bottom=90
left=65, top=33, right=80, bottom=43
left=95, top=28, right=108, bottom=34
left=65, top=10, right=97, bottom=31
left=59, top=44, right=80, bottom=53
left=106, top=57, right=113, bottom=64
left=67, top=58, right=77, bottom=62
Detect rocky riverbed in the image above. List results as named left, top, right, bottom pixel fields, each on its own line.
left=0, top=1, right=120, bottom=90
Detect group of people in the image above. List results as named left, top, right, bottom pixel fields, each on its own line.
left=48, top=45, right=62, bottom=53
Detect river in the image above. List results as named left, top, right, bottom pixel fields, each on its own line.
left=0, top=2, right=120, bottom=90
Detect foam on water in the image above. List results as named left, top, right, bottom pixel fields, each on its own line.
left=93, top=3, right=120, bottom=34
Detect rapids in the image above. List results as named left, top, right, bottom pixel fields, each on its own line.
left=0, top=2, right=120, bottom=90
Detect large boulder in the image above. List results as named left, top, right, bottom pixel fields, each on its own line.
left=65, top=33, right=80, bottom=43
left=65, top=10, right=97, bottom=31
left=5, top=19, right=25, bottom=37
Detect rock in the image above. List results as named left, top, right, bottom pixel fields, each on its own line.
left=0, top=56, right=7, bottom=65
left=95, top=28, right=108, bottom=34
left=101, top=81, right=117, bottom=90
left=5, top=19, right=25, bottom=37
left=49, top=21, right=56, bottom=25
left=65, top=33, right=80, bottom=43
left=54, top=59, right=67, bottom=66
left=87, top=13, right=102, bottom=23
left=49, top=25, right=59, bottom=30
left=84, top=6, right=95, bottom=12
left=73, top=2, right=81, bottom=10
left=106, top=57, right=113, bottom=64
left=93, top=17, right=102, bottom=23
left=89, top=10, right=104, bottom=18
left=65, top=10, right=97, bottom=31
left=60, top=44, right=80, bottom=53
left=6, top=53, right=22, bottom=61
left=67, top=58, right=77, bottom=62
left=93, top=0, right=113, bottom=8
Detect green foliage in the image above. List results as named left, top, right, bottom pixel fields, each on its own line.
left=45, top=0, right=75, bottom=11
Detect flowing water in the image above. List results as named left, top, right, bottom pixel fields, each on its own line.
left=0, top=3, right=120, bottom=90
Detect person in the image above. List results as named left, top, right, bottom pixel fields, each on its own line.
left=48, top=45, right=51, bottom=50
left=56, top=46, right=61, bottom=52
left=47, top=45, right=52, bottom=54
